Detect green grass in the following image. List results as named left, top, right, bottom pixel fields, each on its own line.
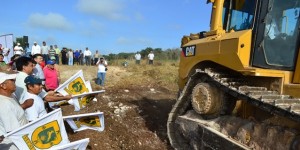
left=60, top=59, right=179, bottom=92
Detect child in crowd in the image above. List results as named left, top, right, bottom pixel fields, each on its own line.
left=22, top=75, right=47, bottom=122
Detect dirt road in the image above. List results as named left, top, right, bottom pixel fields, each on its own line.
left=60, top=64, right=178, bottom=150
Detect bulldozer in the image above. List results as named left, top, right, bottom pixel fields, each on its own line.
left=167, top=0, right=300, bottom=149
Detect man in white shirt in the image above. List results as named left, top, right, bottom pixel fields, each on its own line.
left=84, top=47, right=92, bottom=66
left=41, top=41, right=49, bottom=63
left=31, top=41, right=41, bottom=55
left=15, top=57, right=35, bottom=105
left=96, top=57, right=108, bottom=86
left=32, top=54, right=45, bottom=84
left=23, top=75, right=47, bottom=121
left=135, top=52, right=141, bottom=64
left=0, top=71, right=28, bottom=150
left=13, top=43, right=24, bottom=55
left=147, top=51, right=154, bottom=65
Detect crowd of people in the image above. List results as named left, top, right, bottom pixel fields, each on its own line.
left=0, top=41, right=110, bottom=149
left=0, top=41, right=159, bottom=149
left=0, top=59, right=72, bottom=149
left=30, top=42, right=100, bottom=66
left=0, top=41, right=109, bottom=85
left=134, top=51, right=155, bottom=65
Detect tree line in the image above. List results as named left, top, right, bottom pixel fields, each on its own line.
left=14, top=36, right=181, bottom=61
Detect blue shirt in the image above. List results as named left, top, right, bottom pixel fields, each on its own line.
left=74, top=51, right=80, bottom=58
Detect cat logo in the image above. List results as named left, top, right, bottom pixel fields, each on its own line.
left=183, top=45, right=196, bottom=57
left=75, top=116, right=101, bottom=128
left=23, top=120, right=62, bottom=149
left=64, top=77, right=89, bottom=95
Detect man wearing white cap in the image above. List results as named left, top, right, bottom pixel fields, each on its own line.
left=13, top=43, right=24, bottom=55
left=31, top=42, right=41, bottom=56
left=0, top=71, right=28, bottom=150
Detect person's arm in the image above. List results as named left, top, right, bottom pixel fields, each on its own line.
left=39, top=89, right=72, bottom=102
left=96, top=60, right=100, bottom=65
left=104, top=61, right=108, bottom=67
left=43, top=93, right=72, bottom=102
left=20, top=99, right=34, bottom=109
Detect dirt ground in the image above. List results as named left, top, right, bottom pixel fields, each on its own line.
left=59, top=64, right=178, bottom=150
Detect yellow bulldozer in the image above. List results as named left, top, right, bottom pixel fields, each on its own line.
left=168, top=0, right=300, bottom=149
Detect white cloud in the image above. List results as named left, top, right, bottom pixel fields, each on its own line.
left=116, top=36, right=152, bottom=46
left=78, top=19, right=106, bottom=37
left=90, top=20, right=105, bottom=30
left=77, top=0, right=128, bottom=20
left=26, top=13, right=72, bottom=31
left=134, top=12, right=144, bottom=21
left=116, top=37, right=130, bottom=44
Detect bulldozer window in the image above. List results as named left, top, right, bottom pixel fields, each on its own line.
left=263, top=0, right=300, bottom=68
left=223, top=0, right=256, bottom=31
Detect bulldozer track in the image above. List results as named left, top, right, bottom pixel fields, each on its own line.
left=167, top=68, right=300, bottom=149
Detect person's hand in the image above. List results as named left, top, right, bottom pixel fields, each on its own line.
left=47, top=90, right=55, bottom=96
left=54, top=92, right=63, bottom=97
left=64, top=95, right=72, bottom=100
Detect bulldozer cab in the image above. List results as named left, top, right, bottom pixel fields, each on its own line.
left=221, top=0, right=300, bottom=71
left=252, top=0, right=300, bottom=71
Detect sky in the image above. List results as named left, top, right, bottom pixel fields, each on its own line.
left=0, top=0, right=211, bottom=55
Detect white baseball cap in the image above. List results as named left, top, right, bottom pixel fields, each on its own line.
left=0, top=72, right=17, bottom=84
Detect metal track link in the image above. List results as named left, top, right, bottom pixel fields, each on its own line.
left=200, top=68, right=300, bottom=122
left=167, top=69, right=300, bottom=149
